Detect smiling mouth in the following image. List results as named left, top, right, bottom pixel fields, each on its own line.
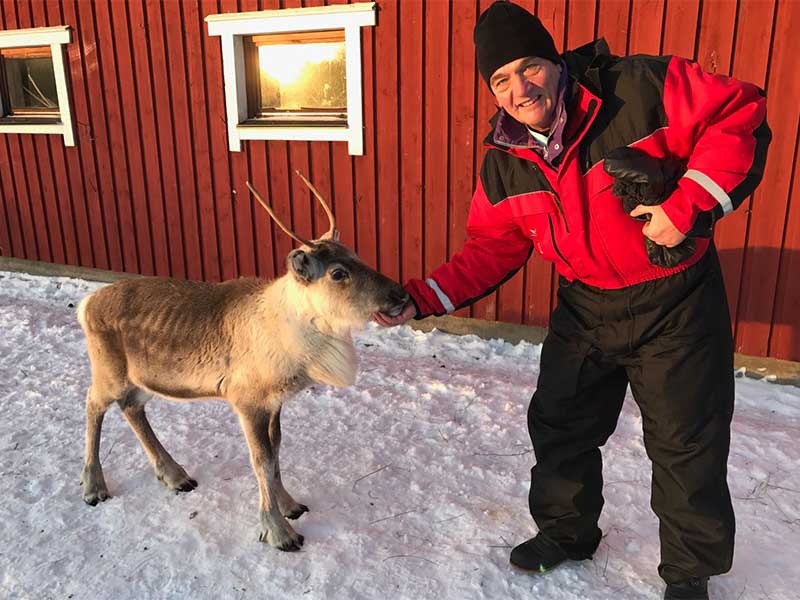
left=517, top=95, right=541, bottom=109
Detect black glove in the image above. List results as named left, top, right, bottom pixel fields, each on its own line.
left=603, top=147, right=699, bottom=269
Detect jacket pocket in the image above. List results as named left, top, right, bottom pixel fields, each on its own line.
left=508, top=193, right=562, bottom=264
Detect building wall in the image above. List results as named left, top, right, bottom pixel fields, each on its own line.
left=1, top=0, right=799, bottom=361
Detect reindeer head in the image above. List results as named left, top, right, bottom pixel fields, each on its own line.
left=247, top=173, right=410, bottom=329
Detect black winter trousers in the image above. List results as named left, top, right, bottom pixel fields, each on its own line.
left=528, top=247, right=735, bottom=584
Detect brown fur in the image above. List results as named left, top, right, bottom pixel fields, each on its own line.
left=78, top=239, right=408, bottom=551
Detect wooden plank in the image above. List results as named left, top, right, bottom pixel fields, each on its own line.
left=0, top=2, right=22, bottom=260
left=695, top=0, right=736, bottom=76
left=75, top=0, right=125, bottom=272
left=711, top=0, right=773, bottom=353
left=301, top=0, right=334, bottom=247
left=353, top=15, right=377, bottom=269
left=2, top=2, right=43, bottom=261
left=247, top=140, right=277, bottom=279
left=692, top=0, right=739, bottom=327
left=280, top=0, right=314, bottom=253
left=92, top=0, right=140, bottom=273
left=325, top=0, right=356, bottom=253
left=201, top=0, right=238, bottom=280
left=288, top=140, right=314, bottom=242
left=596, top=0, right=631, bottom=56
left=423, top=0, right=449, bottom=278
left=567, top=0, right=597, bottom=49
left=19, top=0, right=60, bottom=264
left=55, top=0, right=94, bottom=267
left=126, top=0, right=173, bottom=275
left=628, top=0, right=665, bottom=56
left=44, top=0, right=80, bottom=265
left=398, top=0, right=424, bottom=286
left=661, top=0, right=700, bottom=58
left=222, top=0, right=257, bottom=279
left=29, top=0, right=66, bottom=265
left=13, top=0, right=61, bottom=266
left=448, top=0, right=476, bottom=318
left=768, top=123, right=800, bottom=361
left=144, top=0, right=188, bottom=278
left=536, top=0, right=567, bottom=53
left=0, top=137, right=24, bottom=257
left=374, top=0, right=400, bottom=282
left=106, top=0, right=155, bottom=275
left=735, top=0, right=800, bottom=357
left=182, top=0, right=221, bottom=281
left=266, top=138, right=295, bottom=273
left=0, top=164, right=12, bottom=257
left=308, top=141, right=333, bottom=241
left=472, top=0, right=499, bottom=322
left=163, top=0, right=204, bottom=280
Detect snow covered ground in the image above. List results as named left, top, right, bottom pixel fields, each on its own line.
left=1, top=270, right=798, bottom=600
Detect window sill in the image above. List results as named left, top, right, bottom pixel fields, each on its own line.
left=0, top=116, right=61, bottom=125
left=240, top=118, right=347, bottom=128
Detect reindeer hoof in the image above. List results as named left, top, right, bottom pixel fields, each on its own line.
left=156, top=466, right=198, bottom=493
left=285, top=504, right=309, bottom=520
left=258, top=530, right=305, bottom=551
left=275, top=534, right=304, bottom=552
left=175, top=478, right=198, bottom=493
left=82, top=490, right=110, bottom=506
left=81, top=466, right=110, bottom=506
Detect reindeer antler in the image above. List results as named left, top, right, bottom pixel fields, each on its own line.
left=246, top=181, right=314, bottom=247
left=294, top=170, right=338, bottom=241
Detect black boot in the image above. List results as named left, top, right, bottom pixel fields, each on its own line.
left=509, top=534, right=569, bottom=573
left=664, top=577, right=709, bottom=599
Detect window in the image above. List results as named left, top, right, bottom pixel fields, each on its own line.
left=0, top=26, right=74, bottom=146
left=244, top=31, right=347, bottom=127
left=0, top=46, right=60, bottom=120
left=206, top=3, right=376, bottom=155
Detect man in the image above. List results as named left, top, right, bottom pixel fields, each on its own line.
left=375, top=2, right=770, bottom=599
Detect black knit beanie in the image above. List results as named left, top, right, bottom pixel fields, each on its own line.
left=474, top=1, right=560, bottom=87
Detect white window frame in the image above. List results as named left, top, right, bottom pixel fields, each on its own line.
left=206, top=3, right=375, bottom=155
left=0, top=25, right=74, bottom=146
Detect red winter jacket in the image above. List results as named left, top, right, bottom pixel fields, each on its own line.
left=406, top=41, right=770, bottom=318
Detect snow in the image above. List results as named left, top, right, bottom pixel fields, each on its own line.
left=1, top=269, right=798, bottom=600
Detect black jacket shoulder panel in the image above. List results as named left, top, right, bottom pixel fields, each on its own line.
left=579, top=54, right=671, bottom=172
left=480, top=149, right=555, bottom=206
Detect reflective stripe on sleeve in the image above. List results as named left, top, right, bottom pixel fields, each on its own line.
left=683, top=169, right=734, bottom=215
left=425, top=278, right=455, bottom=313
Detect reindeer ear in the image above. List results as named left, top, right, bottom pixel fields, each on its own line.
left=288, top=249, right=321, bottom=282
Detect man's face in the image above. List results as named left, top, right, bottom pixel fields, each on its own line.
left=489, top=56, right=562, bottom=132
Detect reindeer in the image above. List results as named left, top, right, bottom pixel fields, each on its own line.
left=77, top=172, right=409, bottom=551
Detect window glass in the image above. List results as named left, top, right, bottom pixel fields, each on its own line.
left=245, top=31, right=346, bottom=125
left=1, top=47, right=59, bottom=117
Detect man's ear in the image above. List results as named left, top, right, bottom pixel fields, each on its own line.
left=288, top=249, right=321, bottom=283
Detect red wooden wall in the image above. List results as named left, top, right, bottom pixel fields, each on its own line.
left=0, top=0, right=799, bottom=361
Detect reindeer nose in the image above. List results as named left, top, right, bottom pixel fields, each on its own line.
left=383, top=289, right=411, bottom=317
left=390, top=289, right=410, bottom=305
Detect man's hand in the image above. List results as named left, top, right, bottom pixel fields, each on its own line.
left=630, top=204, right=687, bottom=248
left=373, top=301, right=417, bottom=327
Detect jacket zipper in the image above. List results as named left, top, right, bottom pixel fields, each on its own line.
left=531, top=163, right=570, bottom=232
left=552, top=194, right=570, bottom=233
left=548, top=214, right=574, bottom=273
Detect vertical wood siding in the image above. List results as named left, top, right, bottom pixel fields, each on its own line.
left=1, top=0, right=798, bottom=361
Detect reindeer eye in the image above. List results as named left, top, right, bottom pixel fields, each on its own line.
left=330, top=268, right=349, bottom=282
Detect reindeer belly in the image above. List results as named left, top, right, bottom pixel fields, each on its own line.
left=127, top=349, right=229, bottom=401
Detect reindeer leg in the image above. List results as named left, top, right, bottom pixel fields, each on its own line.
left=235, top=405, right=304, bottom=551
left=269, top=408, right=308, bottom=520
left=80, top=385, right=116, bottom=505
left=118, top=388, right=197, bottom=493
